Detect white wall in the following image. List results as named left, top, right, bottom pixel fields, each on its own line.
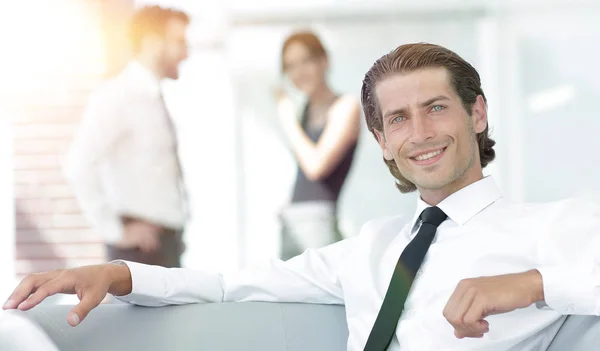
left=164, top=49, right=241, bottom=273
left=0, top=111, right=15, bottom=296
left=501, top=9, right=600, bottom=204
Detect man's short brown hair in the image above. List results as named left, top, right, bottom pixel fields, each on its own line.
left=128, top=6, right=189, bottom=54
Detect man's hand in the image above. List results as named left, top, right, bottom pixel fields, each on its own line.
left=2, top=264, right=132, bottom=327
left=121, top=218, right=162, bottom=253
left=443, top=269, right=545, bottom=339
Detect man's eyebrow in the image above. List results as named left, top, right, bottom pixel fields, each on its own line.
left=420, top=95, right=450, bottom=107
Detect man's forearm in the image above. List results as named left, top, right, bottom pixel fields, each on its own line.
left=107, top=264, right=133, bottom=296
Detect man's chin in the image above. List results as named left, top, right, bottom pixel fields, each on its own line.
left=164, top=68, right=180, bottom=80
left=412, top=176, right=452, bottom=192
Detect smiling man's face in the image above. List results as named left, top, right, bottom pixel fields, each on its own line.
left=374, top=67, right=488, bottom=199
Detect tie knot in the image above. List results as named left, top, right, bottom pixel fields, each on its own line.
left=419, top=206, right=447, bottom=227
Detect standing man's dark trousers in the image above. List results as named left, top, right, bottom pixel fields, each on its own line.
left=106, top=230, right=183, bottom=268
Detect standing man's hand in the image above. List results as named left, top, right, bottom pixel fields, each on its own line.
left=121, top=218, right=162, bottom=253
left=442, top=269, right=545, bottom=339
left=3, top=264, right=132, bottom=327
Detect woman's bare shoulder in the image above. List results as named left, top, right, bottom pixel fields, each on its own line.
left=331, top=93, right=361, bottom=117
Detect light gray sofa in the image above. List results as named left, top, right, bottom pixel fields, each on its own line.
left=0, top=302, right=599, bottom=350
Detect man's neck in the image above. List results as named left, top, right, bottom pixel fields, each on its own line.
left=134, top=54, right=164, bottom=81
left=418, top=171, right=484, bottom=206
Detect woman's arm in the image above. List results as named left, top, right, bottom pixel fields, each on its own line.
left=280, top=95, right=361, bottom=181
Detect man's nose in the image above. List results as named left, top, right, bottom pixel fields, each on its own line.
left=409, top=114, right=435, bottom=144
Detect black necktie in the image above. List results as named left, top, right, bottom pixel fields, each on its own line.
left=363, top=206, right=448, bottom=351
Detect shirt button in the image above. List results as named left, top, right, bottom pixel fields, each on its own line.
left=416, top=269, right=424, bottom=278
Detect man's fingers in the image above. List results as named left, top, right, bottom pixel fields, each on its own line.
left=69, top=292, right=104, bottom=327
left=150, top=239, right=161, bottom=252
left=454, top=320, right=489, bottom=339
left=139, top=239, right=154, bottom=253
left=140, top=234, right=160, bottom=253
left=445, top=287, right=476, bottom=338
left=3, top=272, right=57, bottom=310
left=17, top=275, right=72, bottom=311
left=455, top=330, right=484, bottom=339
left=462, top=299, right=489, bottom=335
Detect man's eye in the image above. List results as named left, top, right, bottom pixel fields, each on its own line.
left=431, top=105, right=445, bottom=112
left=391, top=116, right=405, bottom=123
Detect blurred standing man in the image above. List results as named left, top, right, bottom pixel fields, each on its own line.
left=64, top=6, right=190, bottom=267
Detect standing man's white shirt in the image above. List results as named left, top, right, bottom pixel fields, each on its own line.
left=115, top=177, right=600, bottom=350
left=64, top=61, right=189, bottom=244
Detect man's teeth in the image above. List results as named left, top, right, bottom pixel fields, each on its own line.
left=415, top=149, right=443, bottom=161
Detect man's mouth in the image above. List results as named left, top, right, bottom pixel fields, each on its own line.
left=412, top=148, right=446, bottom=161
left=409, top=147, right=447, bottom=165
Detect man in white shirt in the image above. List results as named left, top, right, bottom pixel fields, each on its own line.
left=5, top=43, right=600, bottom=350
left=64, top=6, right=190, bottom=267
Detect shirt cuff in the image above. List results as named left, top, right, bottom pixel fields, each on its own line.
left=109, top=260, right=169, bottom=306
left=537, top=266, right=600, bottom=315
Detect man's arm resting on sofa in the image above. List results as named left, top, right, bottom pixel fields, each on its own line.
left=2, top=240, right=352, bottom=326
left=3, top=219, right=367, bottom=326
left=114, top=237, right=356, bottom=307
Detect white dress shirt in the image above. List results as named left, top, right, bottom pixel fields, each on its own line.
left=64, top=61, right=189, bottom=243
left=116, top=176, right=600, bottom=350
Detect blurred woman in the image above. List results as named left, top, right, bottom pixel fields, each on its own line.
left=277, top=31, right=361, bottom=260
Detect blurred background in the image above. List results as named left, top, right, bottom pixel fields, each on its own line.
left=2, top=0, right=600, bottom=300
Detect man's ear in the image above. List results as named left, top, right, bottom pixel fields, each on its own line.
left=140, top=34, right=164, bottom=55
left=471, top=95, right=488, bottom=134
left=374, top=129, right=393, bottom=161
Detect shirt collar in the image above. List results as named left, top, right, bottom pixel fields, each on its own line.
left=409, top=176, right=502, bottom=235
left=122, top=60, right=162, bottom=96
